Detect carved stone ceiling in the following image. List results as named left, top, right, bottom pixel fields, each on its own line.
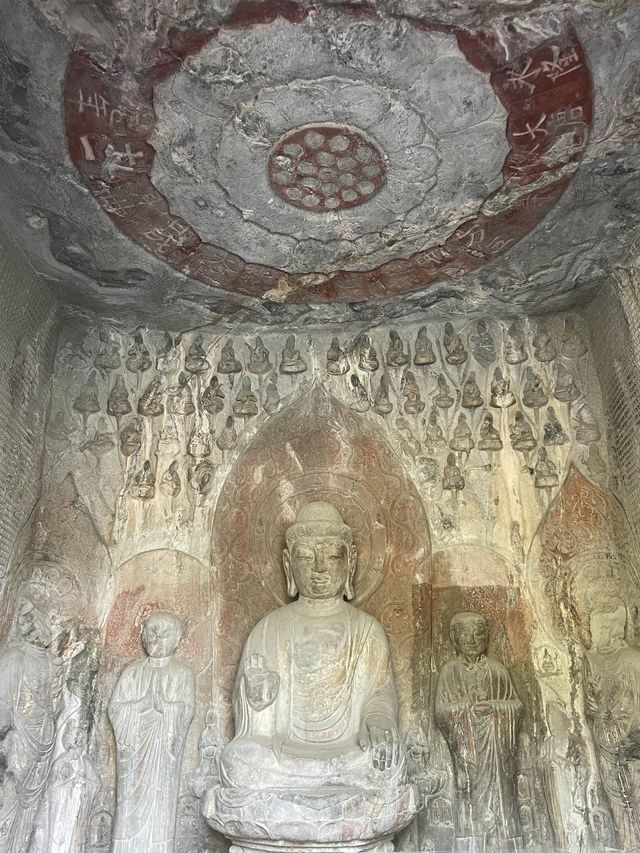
left=0, top=0, right=639, bottom=327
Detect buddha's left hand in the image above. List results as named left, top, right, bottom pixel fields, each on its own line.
left=359, top=715, right=400, bottom=771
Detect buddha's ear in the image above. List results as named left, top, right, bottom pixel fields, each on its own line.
left=282, top=548, right=298, bottom=599
left=344, top=543, right=357, bottom=601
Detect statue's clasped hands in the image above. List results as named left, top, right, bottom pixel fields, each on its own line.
left=359, top=714, right=401, bottom=771
left=472, top=701, right=494, bottom=717
left=245, top=653, right=280, bottom=711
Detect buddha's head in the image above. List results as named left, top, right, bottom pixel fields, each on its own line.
left=589, top=597, right=627, bottom=652
left=16, top=598, right=52, bottom=649
left=142, top=611, right=182, bottom=659
left=283, top=501, right=357, bottom=601
left=450, top=611, right=489, bottom=662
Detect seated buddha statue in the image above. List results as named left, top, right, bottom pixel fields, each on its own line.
left=214, top=501, right=412, bottom=803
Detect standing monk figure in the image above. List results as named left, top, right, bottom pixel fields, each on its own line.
left=0, top=600, right=60, bottom=853
left=435, top=612, right=523, bottom=853
left=108, top=612, right=195, bottom=853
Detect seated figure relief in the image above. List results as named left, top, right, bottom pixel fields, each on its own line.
left=206, top=501, right=417, bottom=852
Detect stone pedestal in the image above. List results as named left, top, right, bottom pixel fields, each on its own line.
left=203, top=784, right=419, bottom=853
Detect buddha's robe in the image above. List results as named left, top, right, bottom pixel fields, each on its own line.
left=30, top=749, right=100, bottom=853
left=584, top=644, right=640, bottom=850
left=0, top=641, right=60, bottom=853
left=435, top=655, right=523, bottom=846
left=108, top=657, right=195, bottom=853
left=221, top=599, right=404, bottom=789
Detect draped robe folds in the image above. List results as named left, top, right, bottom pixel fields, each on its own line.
left=221, top=599, right=404, bottom=789
left=108, top=657, right=195, bottom=853
left=30, top=750, right=100, bottom=853
left=0, top=641, right=60, bottom=853
left=435, top=655, right=523, bottom=844
left=584, top=645, right=640, bottom=850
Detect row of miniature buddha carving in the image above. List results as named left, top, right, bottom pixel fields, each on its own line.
left=87, top=317, right=586, bottom=382
left=1, top=503, right=637, bottom=851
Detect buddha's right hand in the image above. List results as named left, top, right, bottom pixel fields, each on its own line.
left=244, top=653, right=280, bottom=711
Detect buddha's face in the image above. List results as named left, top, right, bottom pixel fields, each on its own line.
left=143, top=615, right=181, bottom=658
left=17, top=604, right=51, bottom=648
left=286, top=536, right=353, bottom=600
left=590, top=604, right=626, bottom=652
left=452, top=617, right=488, bottom=661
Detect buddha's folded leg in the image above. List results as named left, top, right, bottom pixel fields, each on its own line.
left=220, top=738, right=403, bottom=790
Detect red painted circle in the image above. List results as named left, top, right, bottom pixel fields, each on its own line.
left=63, top=4, right=593, bottom=302
left=268, top=124, right=386, bottom=212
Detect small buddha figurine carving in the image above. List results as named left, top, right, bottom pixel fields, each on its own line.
left=374, top=375, right=393, bottom=416
left=201, top=376, right=225, bottom=416
left=185, top=335, right=210, bottom=375
left=119, top=419, right=142, bottom=457
left=94, top=328, right=121, bottom=374
left=156, top=333, right=181, bottom=375
left=434, top=374, right=454, bottom=409
left=478, top=411, right=503, bottom=451
left=280, top=335, right=307, bottom=374
left=326, top=337, right=349, bottom=375
left=543, top=406, right=569, bottom=446
left=443, top=322, right=468, bottom=365
left=490, top=367, right=515, bottom=408
left=167, top=372, right=195, bottom=416
left=218, top=340, right=242, bottom=375
left=396, top=417, right=421, bottom=458
left=188, top=422, right=212, bottom=459
left=522, top=367, right=548, bottom=410
left=216, top=416, right=237, bottom=451
left=443, top=452, right=465, bottom=491
left=218, top=501, right=407, bottom=789
left=125, top=329, right=152, bottom=374
left=233, top=376, right=258, bottom=418
left=358, top=335, right=379, bottom=372
left=107, top=375, right=132, bottom=418
left=532, top=322, right=557, bottom=363
left=350, top=374, right=370, bottom=413
left=132, top=460, right=155, bottom=500
left=582, top=443, right=607, bottom=482
left=401, top=369, right=425, bottom=415
left=159, top=414, right=178, bottom=445
left=461, top=372, right=483, bottom=409
left=573, top=403, right=601, bottom=444
left=424, top=408, right=445, bottom=451
left=138, top=376, right=164, bottom=417
left=509, top=411, right=536, bottom=452
left=554, top=363, right=580, bottom=403
left=188, top=460, right=216, bottom=496
left=160, top=460, right=181, bottom=498
left=450, top=413, right=474, bottom=454
left=414, top=327, right=435, bottom=366
left=264, top=376, right=281, bottom=415
left=247, top=337, right=272, bottom=375
left=560, top=317, right=587, bottom=360
left=73, top=371, right=101, bottom=417
left=504, top=321, right=528, bottom=365
left=471, top=320, right=497, bottom=367
left=386, top=330, right=408, bottom=368
left=534, top=447, right=558, bottom=489
left=81, top=417, right=114, bottom=459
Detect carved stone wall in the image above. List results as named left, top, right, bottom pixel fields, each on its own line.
left=0, top=220, right=58, bottom=587
left=4, top=306, right=640, bottom=852
left=587, top=271, right=640, bottom=542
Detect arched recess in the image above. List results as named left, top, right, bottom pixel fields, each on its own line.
left=212, top=385, right=431, bottom=731
left=527, top=465, right=640, bottom=647
left=96, top=549, right=212, bottom=790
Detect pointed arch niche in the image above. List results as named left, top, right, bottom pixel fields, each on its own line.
left=212, top=386, right=432, bottom=730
